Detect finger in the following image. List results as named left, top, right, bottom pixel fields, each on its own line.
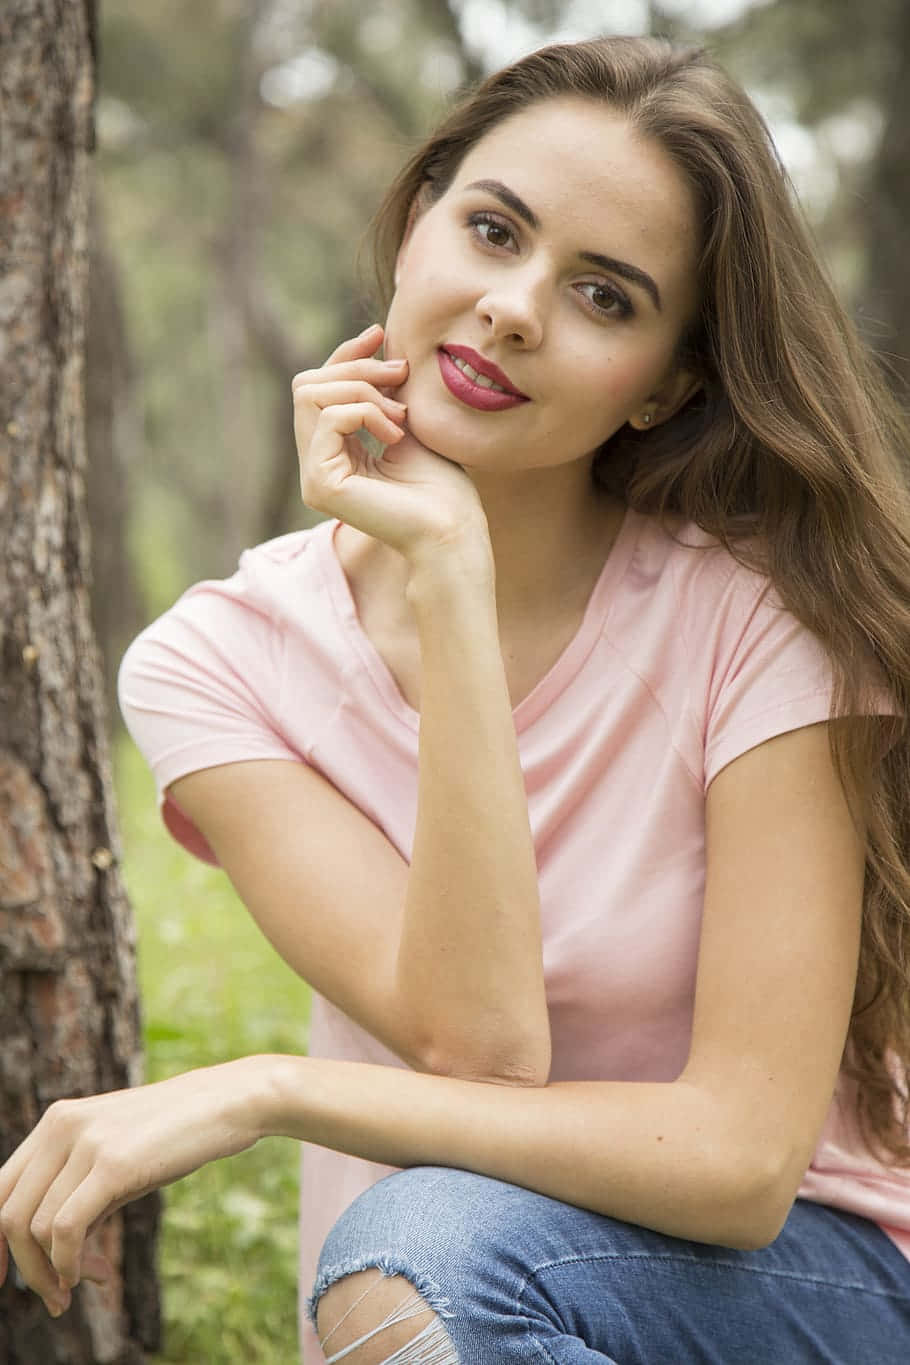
left=49, top=1169, right=125, bottom=1290
left=291, top=357, right=408, bottom=397
left=0, top=1131, right=35, bottom=1204
left=1, top=1235, right=63, bottom=1315
left=1, top=1134, right=41, bottom=1295
left=30, top=1151, right=95, bottom=1288
left=292, top=379, right=407, bottom=421
left=314, top=402, right=405, bottom=451
left=0, top=1152, right=70, bottom=1308
left=325, top=323, right=385, bottom=366
left=299, top=405, right=405, bottom=511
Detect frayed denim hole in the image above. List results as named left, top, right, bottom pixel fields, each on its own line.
left=307, top=1254, right=456, bottom=1325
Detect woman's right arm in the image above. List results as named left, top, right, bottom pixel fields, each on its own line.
left=168, top=325, right=551, bottom=1086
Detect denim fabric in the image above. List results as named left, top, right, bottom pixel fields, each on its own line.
left=309, top=1166, right=910, bottom=1363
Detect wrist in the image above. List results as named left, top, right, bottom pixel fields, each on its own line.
left=210, top=1054, right=302, bottom=1143
left=235, top=1053, right=312, bottom=1141
left=404, top=530, right=495, bottom=611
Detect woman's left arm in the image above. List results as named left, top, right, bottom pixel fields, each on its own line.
left=0, top=720, right=864, bottom=1315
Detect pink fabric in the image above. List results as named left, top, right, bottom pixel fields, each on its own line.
left=118, top=508, right=909, bottom=1361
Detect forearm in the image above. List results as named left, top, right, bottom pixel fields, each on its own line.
left=0, top=1053, right=790, bottom=1317
left=399, top=542, right=550, bottom=1082
left=252, top=1054, right=789, bottom=1250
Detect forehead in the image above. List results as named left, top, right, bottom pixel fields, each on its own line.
left=451, top=97, right=698, bottom=293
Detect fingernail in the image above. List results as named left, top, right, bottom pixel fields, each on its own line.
left=361, top=323, right=381, bottom=336
left=49, top=1293, right=69, bottom=1316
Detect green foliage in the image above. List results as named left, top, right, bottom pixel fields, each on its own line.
left=116, top=737, right=309, bottom=1362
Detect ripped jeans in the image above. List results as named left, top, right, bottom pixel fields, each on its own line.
left=307, top=1166, right=910, bottom=1363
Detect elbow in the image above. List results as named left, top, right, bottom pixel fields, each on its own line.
left=724, top=1195, right=794, bottom=1253
left=738, top=1159, right=805, bottom=1250
left=673, top=1078, right=809, bottom=1249
left=722, top=1201, right=789, bottom=1252
left=415, top=1031, right=551, bottom=1089
left=706, top=1148, right=803, bottom=1251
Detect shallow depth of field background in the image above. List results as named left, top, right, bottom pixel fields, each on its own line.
left=95, top=2, right=909, bottom=1360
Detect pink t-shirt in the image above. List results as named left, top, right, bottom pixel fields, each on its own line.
left=118, top=508, right=910, bottom=1361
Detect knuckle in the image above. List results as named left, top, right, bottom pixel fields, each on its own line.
left=299, top=472, right=319, bottom=503
left=96, top=1146, right=127, bottom=1180
left=29, top=1211, right=51, bottom=1245
left=317, top=404, right=349, bottom=430
left=0, top=1204, right=20, bottom=1237
left=51, top=1209, right=77, bottom=1241
left=43, top=1098, right=73, bottom=1130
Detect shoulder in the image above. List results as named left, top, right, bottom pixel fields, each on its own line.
left=209, top=521, right=334, bottom=623
left=128, top=521, right=335, bottom=651
left=117, top=519, right=339, bottom=730
left=619, top=509, right=798, bottom=668
left=615, top=511, right=837, bottom=787
left=630, top=511, right=770, bottom=611
left=116, top=523, right=341, bottom=830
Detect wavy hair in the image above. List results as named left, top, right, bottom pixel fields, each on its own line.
left=366, top=36, right=910, bottom=1161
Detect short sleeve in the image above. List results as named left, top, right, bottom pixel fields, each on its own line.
left=117, top=573, right=300, bottom=864
left=702, top=576, right=836, bottom=790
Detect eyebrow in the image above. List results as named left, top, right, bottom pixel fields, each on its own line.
left=464, top=177, right=663, bottom=311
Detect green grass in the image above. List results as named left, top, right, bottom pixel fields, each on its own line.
left=115, top=735, right=311, bottom=1364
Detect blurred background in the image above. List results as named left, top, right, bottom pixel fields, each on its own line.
left=92, top=2, right=909, bottom=1360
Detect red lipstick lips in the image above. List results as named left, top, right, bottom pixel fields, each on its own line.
left=437, top=345, right=529, bottom=412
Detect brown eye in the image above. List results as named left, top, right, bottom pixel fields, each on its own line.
left=576, top=280, right=633, bottom=320
left=484, top=222, right=511, bottom=247
left=468, top=213, right=518, bottom=251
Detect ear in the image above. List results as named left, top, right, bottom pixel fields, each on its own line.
left=628, top=367, right=702, bottom=432
left=394, top=183, right=434, bottom=288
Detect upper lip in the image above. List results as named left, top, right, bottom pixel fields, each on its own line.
left=441, top=345, right=529, bottom=399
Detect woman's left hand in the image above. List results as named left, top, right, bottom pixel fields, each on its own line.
left=0, top=1061, right=262, bottom=1316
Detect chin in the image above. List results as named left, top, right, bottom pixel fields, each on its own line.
left=403, top=395, right=462, bottom=458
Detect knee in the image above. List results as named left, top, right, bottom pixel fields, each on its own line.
left=309, top=1167, right=526, bottom=1362
left=314, top=1267, right=459, bottom=1364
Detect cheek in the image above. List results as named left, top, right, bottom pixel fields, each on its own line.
left=575, top=340, right=670, bottom=409
left=389, top=237, right=466, bottom=330
left=563, top=354, right=646, bottom=421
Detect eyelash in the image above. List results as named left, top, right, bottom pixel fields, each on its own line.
left=466, top=211, right=634, bottom=320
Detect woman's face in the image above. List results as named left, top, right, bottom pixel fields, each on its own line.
left=383, top=97, right=701, bottom=476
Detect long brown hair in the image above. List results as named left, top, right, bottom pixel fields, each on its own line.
left=367, top=36, right=910, bottom=1161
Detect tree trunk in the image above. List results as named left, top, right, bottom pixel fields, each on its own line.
left=0, top=2, right=160, bottom=1360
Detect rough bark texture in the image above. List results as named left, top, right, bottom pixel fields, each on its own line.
left=0, top=2, right=161, bottom=1360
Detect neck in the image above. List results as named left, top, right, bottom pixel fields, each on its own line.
left=464, top=465, right=624, bottom=623
left=347, top=460, right=626, bottom=636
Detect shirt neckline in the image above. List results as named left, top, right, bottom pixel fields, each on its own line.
left=316, top=505, right=642, bottom=735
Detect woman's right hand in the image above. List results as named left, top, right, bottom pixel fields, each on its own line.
left=292, top=324, right=489, bottom=568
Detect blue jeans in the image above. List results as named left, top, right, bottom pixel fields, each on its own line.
left=308, top=1166, right=910, bottom=1363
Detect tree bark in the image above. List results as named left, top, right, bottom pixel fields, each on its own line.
left=0, top=2, right=160, bottom=1360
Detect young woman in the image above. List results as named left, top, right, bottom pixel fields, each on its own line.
left=2, top=35, right=910, bottom=1364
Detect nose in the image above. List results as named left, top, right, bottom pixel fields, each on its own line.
left=474, top=265, right=546, bottom=349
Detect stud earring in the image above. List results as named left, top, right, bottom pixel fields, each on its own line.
left=642, top=412, right=653, bottom=425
